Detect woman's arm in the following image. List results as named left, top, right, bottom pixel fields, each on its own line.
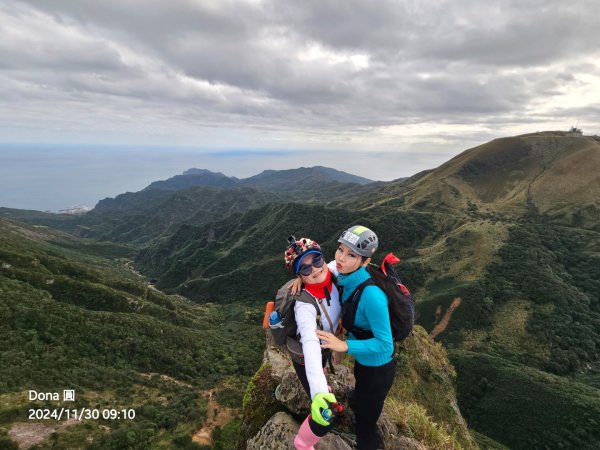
left=327, top=260, right=338, bottom=277
left=295, top=300, right=329, bottom=398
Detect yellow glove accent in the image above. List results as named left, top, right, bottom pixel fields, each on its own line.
left=311, top=392, right=337, bottom=426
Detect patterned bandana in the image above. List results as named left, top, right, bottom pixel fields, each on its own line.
left=284, top=237, right=322, bottom=272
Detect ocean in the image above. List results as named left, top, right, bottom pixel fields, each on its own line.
left=0, top=143, right=451, bottom=212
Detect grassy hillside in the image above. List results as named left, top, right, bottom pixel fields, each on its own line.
left=451, top=350, right=600, bottom=450
left=366, top=133, right=600, bottom=230
left=0, top=218, right=263, bottom=449
left=130, top=132, right=600, bottom=449
left=3, top=132, right=598, bottom=449
left=134, top=202, right=435, bottom=303
left=417, top=214, right=600, bottom=376
left=81, top=186, right=281, bottom=245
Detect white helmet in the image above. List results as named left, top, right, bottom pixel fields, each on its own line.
left=338, top=225, right=378, bottom=257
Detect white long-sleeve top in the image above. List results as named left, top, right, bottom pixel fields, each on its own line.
left=294, top=262, right=342, bottom=399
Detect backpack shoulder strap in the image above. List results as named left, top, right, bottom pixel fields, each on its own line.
left=331, top=273, right=339, bottom=288
left=330, top=273, right=344, bottom=308
left=350, top=278, right=375, bottom=304
left=275, top=279, right=296, bottom=304
left=341, top=278, right=376, bottom=340
left=294, top=289, right=321, bottom=324
left=275, top=280, right=320, bottom=323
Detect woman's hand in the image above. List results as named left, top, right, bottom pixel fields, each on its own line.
left=311, top=392, right=337, bottom=426
left=289, top=276, right=303, bottom=295
left=316, top=330, right=348, bottom=353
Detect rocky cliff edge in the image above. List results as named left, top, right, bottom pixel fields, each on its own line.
left=237, top=326, right=478, bottom=450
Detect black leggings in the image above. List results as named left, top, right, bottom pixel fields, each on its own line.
left=352, top=359, right=397, bottom=450
left=292, top=359, right=333, bottom=437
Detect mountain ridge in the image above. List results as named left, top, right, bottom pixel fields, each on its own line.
left=130, top=131, right=600, bottom=449
left=366, top=133, right=600, bottom=230
left=141, top=165, right=374, bottom=194
left=2, top=131, right=599, bottom=449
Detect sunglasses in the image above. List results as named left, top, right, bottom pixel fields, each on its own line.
left=297, top=253, right=325, bottom=276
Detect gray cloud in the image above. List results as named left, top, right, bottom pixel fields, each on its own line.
left=1, top=0, right=599, bottom=157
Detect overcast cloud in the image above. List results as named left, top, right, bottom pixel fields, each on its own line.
left=1, top=0, right=599, bottom=176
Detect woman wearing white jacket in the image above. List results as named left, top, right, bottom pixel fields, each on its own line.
left=281, top=236, right=342, bottom=450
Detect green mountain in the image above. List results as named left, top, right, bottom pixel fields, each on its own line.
left=364, top=132, right=600, bottom=230
left=134, top=132, right=600, bottom=449
left=85, top=186, right=281, bottom=244
left=2, top=133, right=599, bottom=449
left=241, top=165, right=373, bottom=189
left=0, top=187, right=281, bottom=247
left=0, top=218, right=262, bottom=449
left=0, top=166, right=375, bottom=248
left=144, top=169, right=240, bottom=191
left=140, top=166, right=373, bottom=195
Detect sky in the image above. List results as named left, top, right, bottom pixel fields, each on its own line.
left=1, top=0, right=600, bottom=202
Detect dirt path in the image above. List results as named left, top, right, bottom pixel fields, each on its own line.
left=9, top=419, right=78, bottom=449
left=192, top=389, right=238, bottom=447
left=430, top=297, right=462, bottom=339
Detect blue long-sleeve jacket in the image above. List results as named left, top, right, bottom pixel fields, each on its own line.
left=338, top=266, right=394, bottom=366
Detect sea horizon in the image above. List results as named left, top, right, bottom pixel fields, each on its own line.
left=0, top=143, right=453, bottom=212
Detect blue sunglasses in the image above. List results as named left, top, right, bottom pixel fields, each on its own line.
left=297, top=253, right=325, bottom=276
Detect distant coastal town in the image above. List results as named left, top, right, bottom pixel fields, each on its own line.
left=54, top=206, right=92, bottom=215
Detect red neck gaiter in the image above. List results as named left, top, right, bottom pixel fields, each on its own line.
left=304, top=269, right=333, bottom=299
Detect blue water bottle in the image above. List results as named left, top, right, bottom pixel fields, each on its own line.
left=321, top=408, right=333, bottom=422
left=269, top=311, right=283, bottom=329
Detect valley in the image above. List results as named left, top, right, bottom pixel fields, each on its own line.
left=1, top=132, right=599, bottom=449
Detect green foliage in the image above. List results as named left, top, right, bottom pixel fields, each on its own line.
left=480, top=218, right=599, bottom=375
left=0, top=429, right=18, bottom=450
left=237, top=364, right=282, bottom=449
left=388, top=327, right=477, bottom=450
left=212, top=419, right=241, bottom=450
left=451, top=350, right=600, bottom=450
left=470, top=431, right=509, bottom=450
left=136, top=202, right=435, bottom=304
left=0, top=219, right=262, bottom=448
left=215, top=381, right=246, bottom=408
left=427, top=214, right=600, bottom=377
left=171, top=434, right=205, bottom=449
left=0, top=274, right=262, bottom=391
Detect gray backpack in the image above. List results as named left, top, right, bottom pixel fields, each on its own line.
left=270, top=279, right=339, bottom=364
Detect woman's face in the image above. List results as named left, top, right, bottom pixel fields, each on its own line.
left=299, top=253, right=328, bottom=284
left=335, top=243, right=367, bottom=274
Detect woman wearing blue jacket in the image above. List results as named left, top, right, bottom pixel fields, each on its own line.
left=317, top=225, right=396, bottom=450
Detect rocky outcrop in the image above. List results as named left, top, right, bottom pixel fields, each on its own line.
left=238, top=327, right=478, bottom=450
left=246, top=412, right=353, bottom=450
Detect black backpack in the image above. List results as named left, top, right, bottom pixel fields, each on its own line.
left=341, top=254, right=415, bottom=341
